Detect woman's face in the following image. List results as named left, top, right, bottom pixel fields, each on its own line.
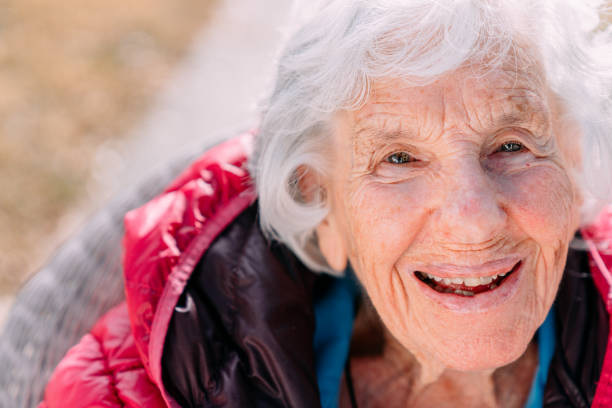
left=316, top=62, right=582, bottom=371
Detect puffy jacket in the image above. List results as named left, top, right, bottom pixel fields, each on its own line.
left=39, top=132, right=612, bottom=407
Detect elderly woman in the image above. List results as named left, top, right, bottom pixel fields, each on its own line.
left=39, top=0, right=612, bottom=407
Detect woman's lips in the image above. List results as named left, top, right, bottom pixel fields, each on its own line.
left=413, top=256, right=521, bottom=278
left=410, top=257, right=525, bottom=313
left=415, top=261, right=520, bottom=296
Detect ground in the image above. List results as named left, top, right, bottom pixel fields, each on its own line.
left=0, top=0, right=217, bottom=295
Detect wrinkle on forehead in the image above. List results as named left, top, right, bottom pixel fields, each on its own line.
left=347, top=63, right=553, bottom=162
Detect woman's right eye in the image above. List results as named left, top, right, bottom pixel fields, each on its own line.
left=498, top=141, right=525, bottom=153
left=386, top=152, right=415, bottom=164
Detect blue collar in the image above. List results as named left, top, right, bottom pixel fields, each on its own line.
left=313, top=273, right=358, bottom=408
left=525, top=305, right=557, bottom=408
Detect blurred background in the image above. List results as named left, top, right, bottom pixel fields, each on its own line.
left=0, top=0, right=291, bottom=326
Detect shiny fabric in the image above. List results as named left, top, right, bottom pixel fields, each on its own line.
left=39, top=133, right=612, bottom=407
left=161, top=204, right=321, bottom=407
left=39, top=133, right=256, bottom=407
left=39, top=304, right=166, bottom=408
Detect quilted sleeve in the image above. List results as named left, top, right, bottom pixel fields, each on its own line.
left=39, top=303, right=166, bottom=408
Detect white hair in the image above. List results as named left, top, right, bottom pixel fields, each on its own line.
left=250, top=0, right=612, bottom=275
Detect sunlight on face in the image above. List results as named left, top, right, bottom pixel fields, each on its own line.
left=317, top=59, right=582, bottom=372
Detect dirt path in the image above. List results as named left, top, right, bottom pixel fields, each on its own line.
left=101, top=0, right=291, bottom=192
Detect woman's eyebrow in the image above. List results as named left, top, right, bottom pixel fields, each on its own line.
left=349, top=127, right=415, bottom=161
left=480, top=104, right=551, bottom=137
left=477, top=90, right=551, bottom=130
left=489, top=112, right=545, bottom=129
left=351, top=127, right=419, bottom=155
left=355, top=127, right=414, bottom=143
left=353, top=117, right=422, bottom=142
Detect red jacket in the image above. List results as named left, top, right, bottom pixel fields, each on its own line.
left=39, top=132, right=612, bottom=407
left=39, top=133, right=256, bottom=408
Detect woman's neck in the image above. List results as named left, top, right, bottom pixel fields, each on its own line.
left=341, top=302, right=538, bottom=407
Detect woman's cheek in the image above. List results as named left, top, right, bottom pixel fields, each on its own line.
left=346, top=179, right=430, bottom=272
left=500, top=164, right=576, bottom=237
left=501, top=164, right=576, bottom=300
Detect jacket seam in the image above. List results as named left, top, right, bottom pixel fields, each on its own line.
left=90, top=329, right=124, bottom=406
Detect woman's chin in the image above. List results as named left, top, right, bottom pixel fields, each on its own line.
left=433, top=334, right=533, bottom=372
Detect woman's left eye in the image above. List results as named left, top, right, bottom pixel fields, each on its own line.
left=386, top=152, right=415, bottom=164
left=498, top=141, right=524, bottom=153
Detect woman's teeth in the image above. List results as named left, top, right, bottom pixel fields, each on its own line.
left=424, top=273, right=507, bottom=287
left=415, top=262, right=520, bottom=297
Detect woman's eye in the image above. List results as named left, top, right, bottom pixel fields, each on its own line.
left=386, top=152, right=415, bottom=164
left=498, top=141, right=524, bottom=153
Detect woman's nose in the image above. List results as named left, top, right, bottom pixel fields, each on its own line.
left=434, top=159, right=507, bottom=246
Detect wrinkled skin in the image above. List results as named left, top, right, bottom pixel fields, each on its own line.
left=316, top=57, right=582, bottom=404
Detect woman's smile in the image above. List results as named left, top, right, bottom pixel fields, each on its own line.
left=410, top=258, right=525, bottom=313
left=414, top=259, right=521, bottom=296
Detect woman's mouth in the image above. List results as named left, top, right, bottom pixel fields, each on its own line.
left=414, top=261, right=522, bottom=297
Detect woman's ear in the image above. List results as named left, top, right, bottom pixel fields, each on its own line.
left=316, top=211, right=348, bottom=272
left=297, top=165, right=348, bottom=272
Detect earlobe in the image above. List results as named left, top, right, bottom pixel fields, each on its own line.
left=316, top=215, right=348, bottom=272
left=298, top=164, right=348, bottom=271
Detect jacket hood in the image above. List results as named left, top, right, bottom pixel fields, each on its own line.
left=122, top=132, right=256, bottom=407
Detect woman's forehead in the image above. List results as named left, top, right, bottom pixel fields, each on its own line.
left=348, top=63, right=552, bottom=144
